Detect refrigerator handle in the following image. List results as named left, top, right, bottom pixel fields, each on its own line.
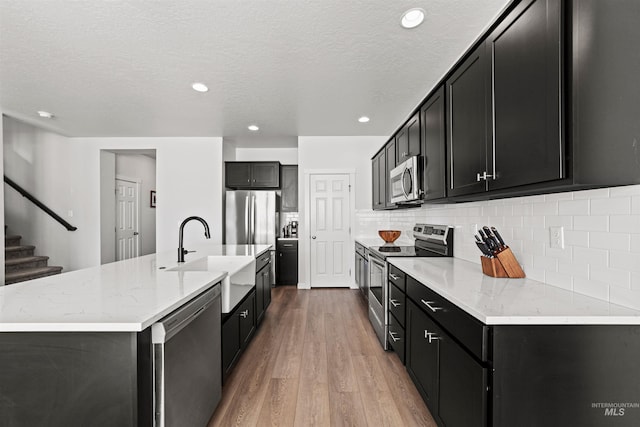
left=250, top=195, right=256, bottom=243
left=245, top=195, right=250, bottom=243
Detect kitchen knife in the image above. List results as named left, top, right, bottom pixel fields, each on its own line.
left=483, top=226, right=501, bottom=251
left=478, top=229, right=497, bottom=252
left=491, top=226, right=507, bottom=248
left=475, top=241, right=493, bottom=257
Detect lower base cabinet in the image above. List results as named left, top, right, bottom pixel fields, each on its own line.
left=398, top=267, right=640, bottom=427
left=222, top=290, right=256, bottom=381
left=406, top=299, right=488, bottom=427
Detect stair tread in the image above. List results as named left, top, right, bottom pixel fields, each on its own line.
left=5, top=244, right=35, bottom=252
left=5, top=255, right=49, bottom=266
left=5, top=266, right=63, bottom=280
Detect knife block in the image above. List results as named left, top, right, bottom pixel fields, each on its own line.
left=480, top=247, right=525, bottom=278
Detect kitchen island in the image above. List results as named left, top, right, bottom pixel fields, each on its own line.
left=0, top=243, right=271, bottom=427
left=388, top=257, right=640, bottom=427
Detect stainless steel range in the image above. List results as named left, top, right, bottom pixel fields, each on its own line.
left=368, top=224, right=454, bottom=349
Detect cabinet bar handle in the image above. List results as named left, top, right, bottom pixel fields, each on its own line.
left=420, top=299, right=442, bottom=312
left=389, top=331, right=401, bottom=342
left=240, top=310, right=249, bottom=318
left=389, top=273, right=400, bottom=280
left=283, top=244, right=293, bottom=247
left=424, top=331, right=439, bottom=343
left=476, top=171, right=494, bottom=182
left=389, top=299, right=401, bottom=307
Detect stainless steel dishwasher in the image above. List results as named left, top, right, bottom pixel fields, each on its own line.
left=152, top=284, right=222, bottom=427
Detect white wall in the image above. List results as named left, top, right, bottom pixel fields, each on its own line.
left=3, top=115, right=224, bottom=272
left=3, top=117, right=74, bottom=270
left=355, top=184, right=640, bottom=311
left=116, top=153, right=157, bottom=256
left=70, top=136, right=224, bottom=269
left=236, top=147, right=298, bottom=164
left=99, top=151, right=116, bottom=264
left=0, top=113, right=4, bottom=285
left=297, top=136, right=386, bottom=288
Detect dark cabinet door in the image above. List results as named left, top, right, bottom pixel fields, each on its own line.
left=385, top=140, right=396, bottom=208
left=421, top=86, right=447, bottom=201
left=280, top=165, right=298, bottom=212
left=225, top=162, right=252, bottom=188
left=276, top=243, right=298, bottom=285
left=388, top=313, right=405, bottom=364
left=372, top=151, right=386, bottom=210
left=487, top=0, right=563, bottom=191
left=263, top=267, right=271, bottom=309
left=222, top=313, right=241, bottom=380
left=239, top=291, right=256, bottom=349
left=438, top=326, right=488, bottom=427
left=251, top=162, right=280, bottom=188
left=255, top=265, right=271, bottom=324
left=406, top=299, right=440, bottom=410
left=446, top=45, right=490, bottom=197
left=397, top=113, right=421, bottom=164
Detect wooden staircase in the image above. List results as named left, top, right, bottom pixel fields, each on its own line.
left=5, top=232, right=63, bottom=285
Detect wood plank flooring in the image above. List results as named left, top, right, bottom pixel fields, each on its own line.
left=208, top=287, right=437, bottom=427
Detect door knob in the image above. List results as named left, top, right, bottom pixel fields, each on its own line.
left=312, top=236, right=316, bottom=239
left=133, top=232, right=139, bottom=235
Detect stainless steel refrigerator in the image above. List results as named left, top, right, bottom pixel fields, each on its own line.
left=225, top=190, right=277, bottom=284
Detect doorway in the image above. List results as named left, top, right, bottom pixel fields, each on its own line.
left=307, top=173, right=352, bottom=288
left=100, top=149, right=157, bottom=264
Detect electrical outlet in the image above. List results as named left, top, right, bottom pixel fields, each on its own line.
left=549, top=226, right=564, bottom=249
left=68, top=210, right=74, bottom=218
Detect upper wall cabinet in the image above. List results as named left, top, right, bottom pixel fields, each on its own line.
left=421, top=86, right=447, bottom=201
left=372, top=149, right=387, bottom=210
left=280, top=165, right=298, bottom=212
left=225, top=162, right=281, bottom=189
left=396, top=113, right=421, bottom=164
left=447, top=0, right=563, bottom=197
left=446, top=44, right=490, bottom=197
left=385, top=139, right=397, bottom=209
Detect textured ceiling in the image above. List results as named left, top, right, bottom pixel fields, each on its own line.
left=0, top=0, right=510, bottom=146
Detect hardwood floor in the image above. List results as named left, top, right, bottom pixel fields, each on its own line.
left=208, top=287, right=437, bottom=427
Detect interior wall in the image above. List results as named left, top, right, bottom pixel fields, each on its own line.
left=115, top=153, right=157, bottom=256
left=355, top=184, right=640, bottom=311
left=99, top=151, right=116, bottom=264
left=69, top=136, right=224, bottom=269
left=3, top=114, right=224, bottom=272
left=0, top=113, right=4, bottom=285
left=297, top=135, right=386, bottom=288
left=3, top=116, right=73, bottom=270
left=235, top=147, right=298, bottom=164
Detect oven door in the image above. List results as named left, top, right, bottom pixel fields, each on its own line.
left=390, top=156, right=420, bottom=204
left=368, top=254, right=388, bottom=349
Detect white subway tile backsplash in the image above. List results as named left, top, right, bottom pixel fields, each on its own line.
left=609, top=251, right=640, bottom=273
left=573, top=246, right=609, bottom=266
left=589, top=231, right=630, bottom=251
left=609, top=287, right=640, bottom=311
left=558, top=199, right=589, bottom=215
left=573, top=277, right=609, bottom=301
left=574, top=215, right=608, bottom=232
left=610, top=215, right=640, bottom=233
left=591, top=197, right=631, bottom=215
left=573, top=187, right=610, bottom=200
left=355, top=184, right=640, bottom=310
left=545, top=271, right=573, bottom=291
left=589, top=265, right=631, bottom=289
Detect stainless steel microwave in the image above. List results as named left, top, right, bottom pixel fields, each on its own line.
left=390, top=156, right=422, bottom=204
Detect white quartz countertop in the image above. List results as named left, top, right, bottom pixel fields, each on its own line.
left=0, top=243, right=271, bottom=332
left=388, top=257, right=640, bottom=325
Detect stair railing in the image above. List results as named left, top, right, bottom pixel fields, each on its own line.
left=3, top=175, right=77, bottom=231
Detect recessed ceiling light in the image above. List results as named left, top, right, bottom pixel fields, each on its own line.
left=358, top=116, right=370, bottom=123
left=401, top=8, right=425, bottom=29
left=248, top=125, right=259, bottom=131
left=191, top=82, right=209, bottom=92
left=37, top=110, right=54, bottom=119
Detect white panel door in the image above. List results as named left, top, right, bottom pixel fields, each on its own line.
left=115, top=179, right=140, bottom=261
left=309, top=174, right=351, bottom=287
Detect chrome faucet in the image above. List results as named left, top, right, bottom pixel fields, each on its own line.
left=178, top=216, right=211, bottom=262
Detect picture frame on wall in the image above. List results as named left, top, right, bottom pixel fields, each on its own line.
left=150, top=191, right=156, bottom=208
